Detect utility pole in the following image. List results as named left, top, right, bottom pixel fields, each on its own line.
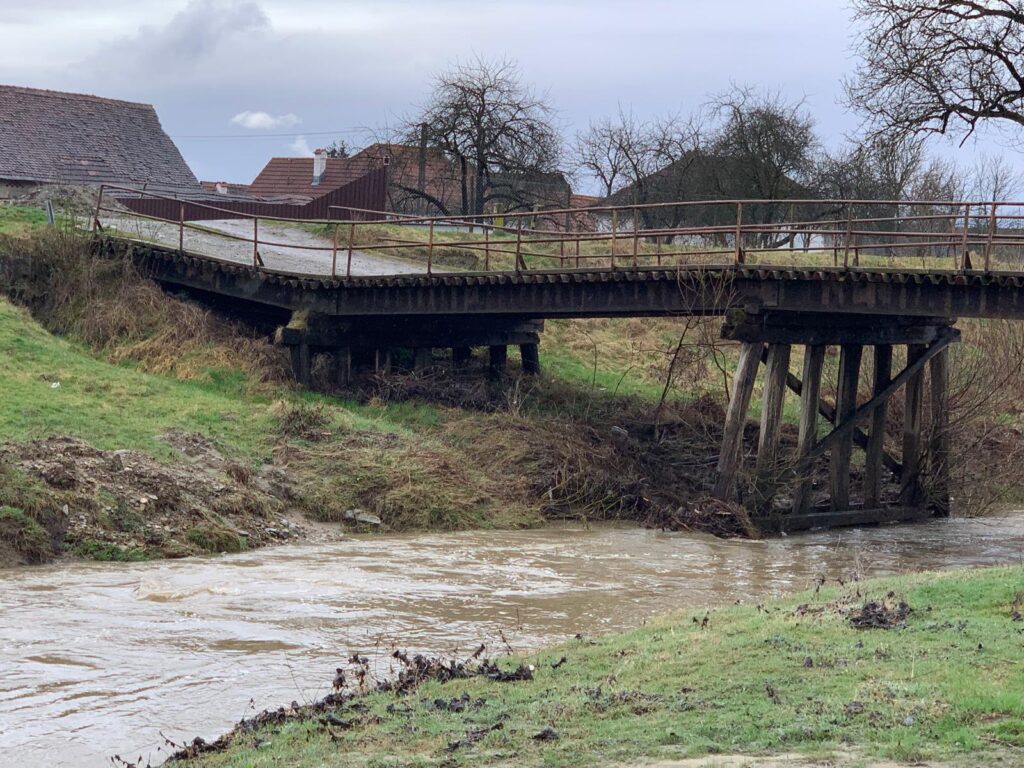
left=417, top=122, right=428, bottom=215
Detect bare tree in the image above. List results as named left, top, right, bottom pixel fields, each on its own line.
left=708, top=87, right=820, bottom=245
left=970, top=152, right=1024, bottom=200
left=405, top=57, right=563, bottom=217
left=572, top=108, right=704, bottom=230
left=846, top=1, right=1024, bottom=142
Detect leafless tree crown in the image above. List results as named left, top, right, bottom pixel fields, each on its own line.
left=404, top=57, right=563, bottom=217
left=846, top=1, right=1024, bottom=142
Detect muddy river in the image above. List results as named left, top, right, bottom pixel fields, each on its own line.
left=3, top=517, right=1024, bottom=767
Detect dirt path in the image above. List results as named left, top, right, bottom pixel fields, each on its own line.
left=101, top=215, right=432, bottom=276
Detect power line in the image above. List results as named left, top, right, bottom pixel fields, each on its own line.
left=171, top=128, right=370, bottom=140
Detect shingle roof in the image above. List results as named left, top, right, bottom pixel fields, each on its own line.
left=0, top=85, right=199, bottom=190
left=247, top=156, right=381, bottom=199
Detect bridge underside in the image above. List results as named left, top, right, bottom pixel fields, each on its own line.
left=110, top=239, right=967, bottom=532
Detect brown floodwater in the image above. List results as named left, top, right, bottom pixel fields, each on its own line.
left=2, top=517, right=1024, bottom=767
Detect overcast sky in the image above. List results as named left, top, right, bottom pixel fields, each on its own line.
left=1, top=0, right=1015, bottom=188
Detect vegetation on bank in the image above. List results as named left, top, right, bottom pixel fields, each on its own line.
left=0, top=221, right=740, bottom=565
left=2, top=211, right=1024, bottom=565
left=177, top=565, right=1024, bottom=767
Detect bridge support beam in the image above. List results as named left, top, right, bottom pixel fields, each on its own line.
left=929, top=347, right=951, bottom=515
left=713, top=341, right=762, bottom=500
left=716, top=311, right=960, bottom=532
left=489, top=345, right=508, bottom=377
left=520, top=343, right=541, bottom=375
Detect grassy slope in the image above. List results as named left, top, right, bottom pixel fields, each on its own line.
left=184, top=566, right=1024, bottom=768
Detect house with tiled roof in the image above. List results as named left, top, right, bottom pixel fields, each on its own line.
left=247, top=150, right=383, bottom=202
left=0, top=85, right=199, bottom=196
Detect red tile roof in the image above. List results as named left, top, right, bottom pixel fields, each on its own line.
left=247, top=156, right=381, bottom=199
left=0, top=84, right=198, bottom=190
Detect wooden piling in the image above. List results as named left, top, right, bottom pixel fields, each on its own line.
left=452, top=346, right=472, bottom=372
left=489, top=345, right=508, bottom=377
left=290, top=343, right=311, bottom=387
left=929, top=346, right=951, bottom=515
left=336, top=346, right=352, bottom=386
left=792, top=344, right=825, bottom=514
left=900, top=343, right=926, bottom=506
left=413, top=347, right=432, bottom=371
left=713, top=341, right=763, bottom=500
left=831, top=344, right=863, bottom=511
left=520, top=343, right=540, bottom=375
left=755, top=343, right=791, bottom=505
left=864, top=344, right=893, bottom=508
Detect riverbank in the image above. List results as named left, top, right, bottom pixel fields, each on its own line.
left=0, top=226, right=746, bottom=566
left=174, top=565, right=1024, bottom=767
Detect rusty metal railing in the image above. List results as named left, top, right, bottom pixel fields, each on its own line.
left=90, top=185, right=1024, bottom=279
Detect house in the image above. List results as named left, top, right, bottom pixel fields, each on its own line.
left=0, top=84, right=199, bottom=197
left=246, top=150, right=383, bottom=203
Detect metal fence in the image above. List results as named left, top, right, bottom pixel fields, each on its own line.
left=92, top=189, right=1024, bottom=278
left=112, top=167, right=387, bottom=222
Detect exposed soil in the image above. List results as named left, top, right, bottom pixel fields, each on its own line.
left=0, top=434, right=306, bottom=566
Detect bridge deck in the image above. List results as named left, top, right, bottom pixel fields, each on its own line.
left=108, top=237, right=1024, bottom=321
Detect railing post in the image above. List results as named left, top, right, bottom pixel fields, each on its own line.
left=984, top=202, right=997, bottom=272
left=92, top=184, right=104, bottom=233
left=575, top=227, right=581, bottom=268
left=253, top=216, right=259, bottom=268
left=610, top=208, right=618, bottom=269
left=515, top=221, right=523, bottom=273
left=960, top=203, right=972, bottom=270
left=179, top=203, right=185, bottom=254
left=656, top=233, right=662, bottom=267
left=842, top=205, right=853, bottom=268
left=734, top=202, right=743, bottom=264
left=632, top=207, right=640, bottom=270
left=346, top=222, right=356, bottom=277
left=484, top=226, right=491, bottom=271
left=427, top=219, right=435, bottom=275
left=331, top=222, right=339, bottom=278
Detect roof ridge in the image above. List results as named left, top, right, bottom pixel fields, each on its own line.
left=0, top=84, right=154, bottom=109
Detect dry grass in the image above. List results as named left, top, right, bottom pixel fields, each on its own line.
left=0, top=228, right=289, bottom=387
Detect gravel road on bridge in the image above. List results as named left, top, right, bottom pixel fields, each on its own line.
left=101, top=216, right=433, bottom=276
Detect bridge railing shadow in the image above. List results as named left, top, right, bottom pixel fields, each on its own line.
left=88, top=185, right=1024, bottom=279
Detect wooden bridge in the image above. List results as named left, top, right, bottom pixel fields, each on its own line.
left=93, top=187, right=1024, bottom=532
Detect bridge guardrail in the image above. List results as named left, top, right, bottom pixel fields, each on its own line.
left=91, top=184, right=1024, bottom=279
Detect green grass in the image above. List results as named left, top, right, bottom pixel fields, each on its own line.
left=184, top=566, right=1024, bottom=768
left=0, top=204, right=47, bottom=236
left=0, top=297, right=450, bottom=462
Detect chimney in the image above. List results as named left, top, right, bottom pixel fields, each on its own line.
left=215, top=182, right=228, bottom=195
left=312, top=148, right=327, bottom=186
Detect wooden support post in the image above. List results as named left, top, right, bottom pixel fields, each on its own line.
left=929, top=346, right=951, bottom=515
left=755, top=343, right=791, bottom=505
left=452, top=346, right=472, bottom=372
left=489, top=345, right=508, bottom=377
left=831, top=344, right=863, bottom=511
left=864, top=344, right=893, bottom=508
left=792, top=345, right=825, bottom=514
left=713, top=341, right=763, bottom=500
left=336, top=346, right=352, bottom=386
left=900, top=343, right=926, bottom=506
left=290, top=343, right=311, bottom=387
left=520, top=342, right=540, bottom=375
left=374, top=349, right=391, bottom=374
left=413, top=347, right=432, bottom=371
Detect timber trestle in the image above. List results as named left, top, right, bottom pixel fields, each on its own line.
left=712, top=310, right=958, bottom=532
